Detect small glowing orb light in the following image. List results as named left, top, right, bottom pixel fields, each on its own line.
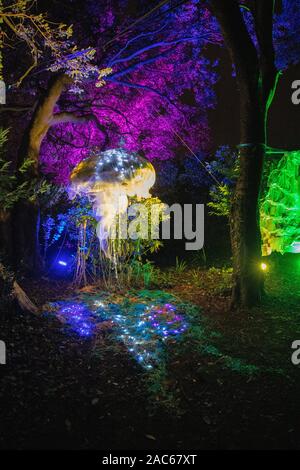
left=260, top=262, right=268, bottom=271
left=69, top=148, right=156, bottom=252
left=58, top=260, right=67, bottom=266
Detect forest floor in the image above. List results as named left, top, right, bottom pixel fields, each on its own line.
left=1, top=254, right=300, bottom=450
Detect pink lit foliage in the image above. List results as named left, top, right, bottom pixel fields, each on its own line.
left=40, top=0, right=221, bottom=184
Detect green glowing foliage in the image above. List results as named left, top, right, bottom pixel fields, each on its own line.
left=208, top=183, right=231, bottom=217
left=207, top=147, right=300, bottom=256
left=260, top=151, right=300, bottom=255
left=0, top=128, right=53, bottom=211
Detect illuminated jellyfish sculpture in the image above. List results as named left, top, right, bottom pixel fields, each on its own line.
left=69, top=148, right=156, bottom=252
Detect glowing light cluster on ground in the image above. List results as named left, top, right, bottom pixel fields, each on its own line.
left=46, top=296, right=188, bottom=369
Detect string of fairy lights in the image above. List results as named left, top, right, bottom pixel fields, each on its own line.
left=47, top=297, right=189, bottom=369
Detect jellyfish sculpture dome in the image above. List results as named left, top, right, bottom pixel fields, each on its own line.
left=69, top=148, right=156, bottom=252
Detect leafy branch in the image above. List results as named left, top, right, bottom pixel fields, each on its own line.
left=0, top=127, right=53, bottom=210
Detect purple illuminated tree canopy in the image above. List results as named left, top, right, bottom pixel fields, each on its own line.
left=4, top=0, right=299, bottom=186
left=34, top=0, right=220, bottom=183
left=37, top=0, right=300, bottom=184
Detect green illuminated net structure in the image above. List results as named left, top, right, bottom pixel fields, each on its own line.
left=260, top=150, right=300, bottom=256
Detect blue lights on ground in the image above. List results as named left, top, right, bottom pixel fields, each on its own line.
left=46, top=297, right=188, bottom=369
left=57, top=302, right=95, bottom=336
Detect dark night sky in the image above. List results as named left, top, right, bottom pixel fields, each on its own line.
left=209, top=49, right=300, bottom=152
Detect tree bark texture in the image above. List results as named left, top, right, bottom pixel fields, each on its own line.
left=210, top=0, right=278, bottom=307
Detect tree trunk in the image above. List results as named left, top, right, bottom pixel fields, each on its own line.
left=210, top=0, right=277, bottom=308
left=0, top=209, right=13, bottom=262
left=0, top=263, right=38, bottom=316
left=13, top=74, right=73, bottom=273
left=230, top=144, right=265, bottom=307
left=229, top=68, right=267, bottom=307
left=12, top=199, right=42, bottom=273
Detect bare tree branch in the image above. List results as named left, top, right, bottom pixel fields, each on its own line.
left=51, top=112, right=109, bottom=148
left=109, top=50, right=173, bottom=80
left=0, top=106, right=33, bottom=113
left=105, top=76, right=176, bottom=107
left=109, top=37, right=206, bottom=66
left=107, top=23, right=168, bottom=66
